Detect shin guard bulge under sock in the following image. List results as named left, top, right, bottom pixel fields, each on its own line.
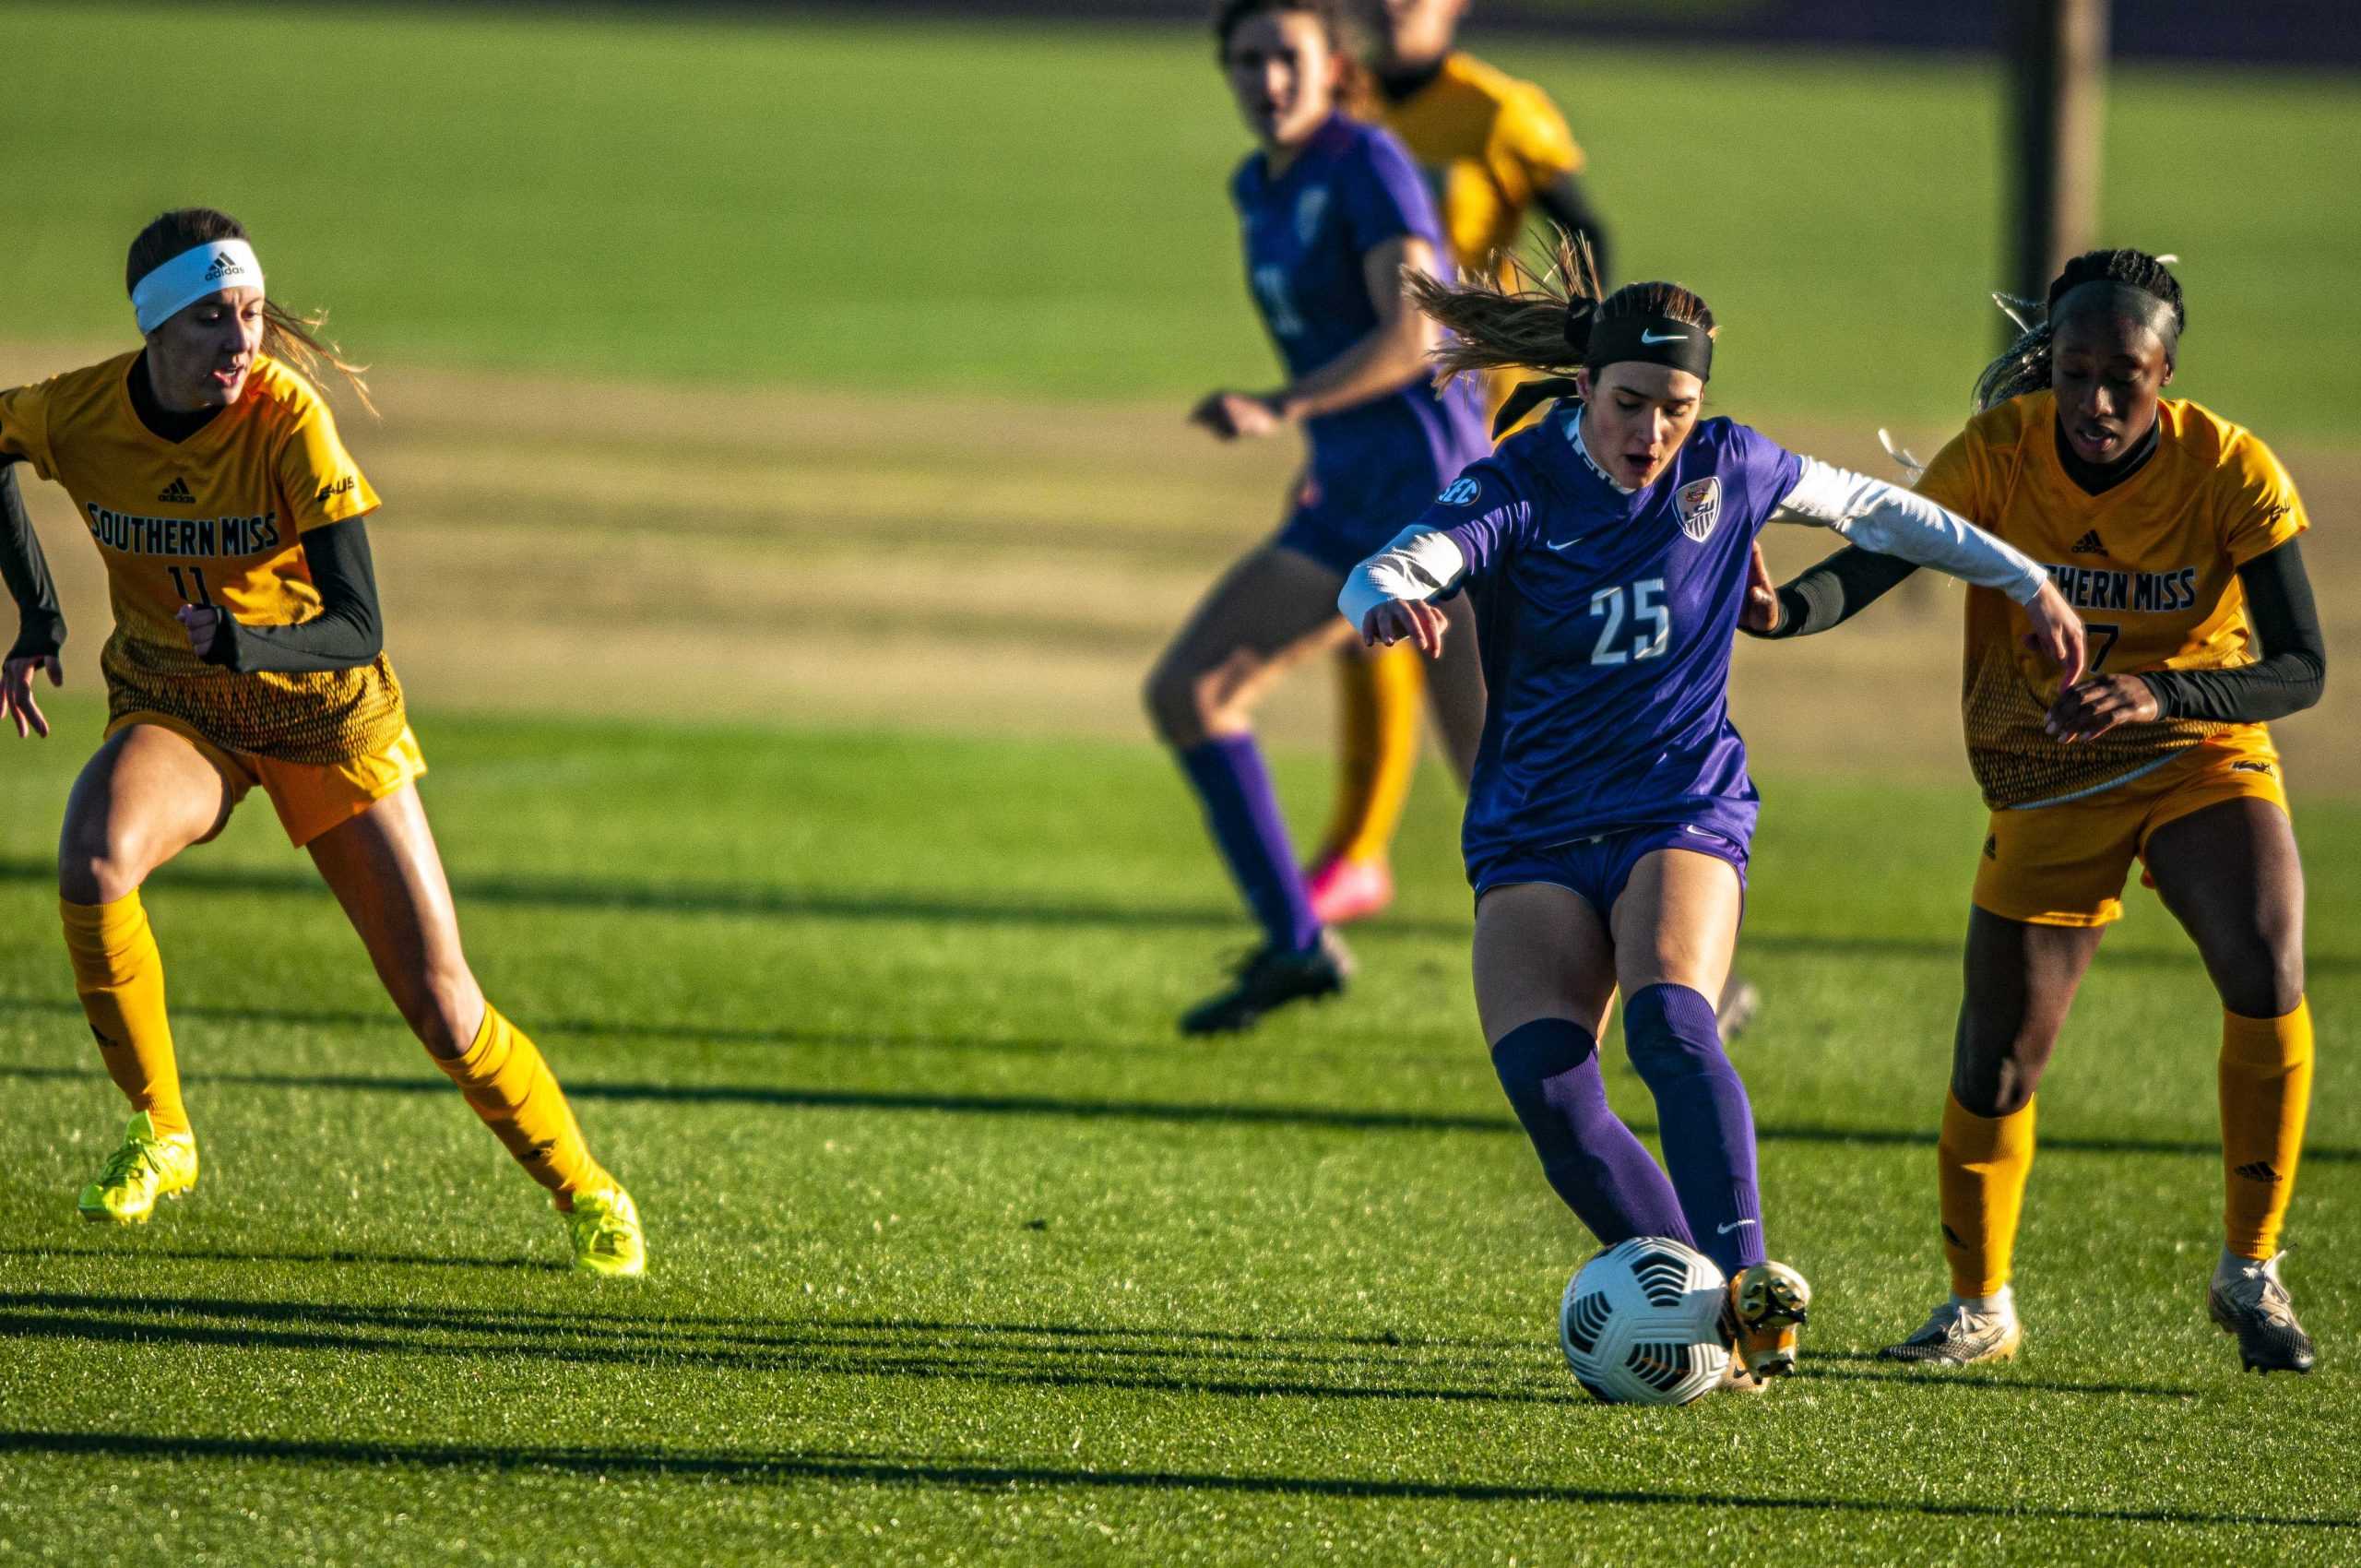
left=1180, top=736, right=1320, bottom=953
left=2220, top=1000, right=2312, bottom=1260
left=1622, top=984, right=1764, bottom=1276
left=1491, top=1017, right=1691, bottom=1248
left=61, top=893, right=189, bottom=1137
left=433, top=1004, right=608, bottom=1202
left=1938, top=1091, right=2035, bottom=1300
left=1323, top=645, right=1424, bottom=866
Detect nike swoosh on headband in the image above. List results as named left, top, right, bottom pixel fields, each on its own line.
left=1640, top=329, right=1689, bottom=345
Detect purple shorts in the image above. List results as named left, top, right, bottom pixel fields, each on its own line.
left=1469, top=821, right=1751, bottom=918
left=1271, top=469, right=1446, bottom=576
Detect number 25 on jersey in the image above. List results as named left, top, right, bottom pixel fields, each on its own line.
left=1589, top=578, right=1667, bottom=666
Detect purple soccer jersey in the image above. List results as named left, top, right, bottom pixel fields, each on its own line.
left=1408, top=406, right=1807, bottom=874
left=1230, top=114, right=1486, bottom=511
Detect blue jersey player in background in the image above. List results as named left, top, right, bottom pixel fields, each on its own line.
left=1342, top=239, right=2086, bottom=1388
left=1145, top=0, right=1489, bottom=1036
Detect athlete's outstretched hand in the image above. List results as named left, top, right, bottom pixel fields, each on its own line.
left=1361, top=600, right=1447, bottom=657
left=175, top=604, right=227, bottom=660
left=1739, top=542, right=1779, bottom=634
left=2, top=650, right=62, bottom=740
left=2046, top=674, right=2162, bottom=743
left=2019, top=578, right=2086, bottom=691
left=1188, top=390, right=1284, bottom=442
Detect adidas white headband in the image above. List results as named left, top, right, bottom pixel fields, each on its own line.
left=130, top=240, right=265, bottom=334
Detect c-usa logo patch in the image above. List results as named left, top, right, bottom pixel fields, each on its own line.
left=1295, top=188, right=1330, bottom=245
left=1438, top=477, right=1482, bottom=506
left=1674, top=476, right=1722, bottom=543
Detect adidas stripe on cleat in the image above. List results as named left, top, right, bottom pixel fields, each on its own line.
left=2209, top=1252, right=2313, bottom=1374
left=1882, top=1296, right=2023, bottom=1366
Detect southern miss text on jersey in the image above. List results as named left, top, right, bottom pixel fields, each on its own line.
left=1914, top=391, right=2308, bottom=808
left=0, top=352, right=406, bottom=764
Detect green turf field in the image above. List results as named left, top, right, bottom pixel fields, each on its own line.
left=9, top=2, right=2361, bottom=437
left=2, top=704, right=2355, bottom=1564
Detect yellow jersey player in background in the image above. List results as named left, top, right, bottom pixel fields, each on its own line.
left=1745, top=249, right=2326, bottom=1373
left=0, top=208, right=645, bottom=1276
left=1303, top=0, right=1608, bottom=926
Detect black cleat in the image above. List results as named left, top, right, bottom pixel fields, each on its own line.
left=2209, top=1252, right=2315, bottom=1374
left=1180, top=932, right=1351, bottom=1035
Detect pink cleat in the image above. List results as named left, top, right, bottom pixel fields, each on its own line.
left=1305, top=856, right=1394, bottom=926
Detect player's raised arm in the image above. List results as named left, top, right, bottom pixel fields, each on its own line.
left=0, top=459, right=65, bottom=739
left=1766, top=458, right=2086, bottom=684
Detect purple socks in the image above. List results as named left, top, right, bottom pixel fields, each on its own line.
left=1490, top=1018, right=1691, bottom=1248
left=1622, top=983, right=1766, bottom=1276
left=1179, top=735, right=1320, bottom=955
left=1492, top=992, right=1768, bottom=1278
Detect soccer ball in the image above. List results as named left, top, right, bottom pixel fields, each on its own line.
left=1559, top=1236, right=1730, bottom=1406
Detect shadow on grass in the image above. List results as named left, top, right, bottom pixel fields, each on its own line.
left=0, top=1291, right=1572, bottom=1409
left=0, top=1244, right=558, bottom=1273
left=6, top=854, right=2346, bottom=975
left=2, top=1427, right=2351, bottom=1531
left=0, top=994, right=1077, bottom=1060
left=0, top=1291, right=2214, bottom=1408
left=5, top=1062, right=2355, bottom=1164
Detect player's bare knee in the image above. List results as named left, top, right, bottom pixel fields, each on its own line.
left=57, top=823, right=152, bottom=906
left=2213, top=935, right=2305, bottom=1019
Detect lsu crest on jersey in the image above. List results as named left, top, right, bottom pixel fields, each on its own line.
left=1675, top=476, right=1721, bottom=542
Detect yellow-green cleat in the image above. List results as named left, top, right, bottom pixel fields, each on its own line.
left=563, top=1186, right=646, bottom=1277
left=77, top=1111, right=198, bottom=1225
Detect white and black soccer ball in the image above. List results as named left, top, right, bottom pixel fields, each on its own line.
left=1559, top=1236, right=1730, bottom=1406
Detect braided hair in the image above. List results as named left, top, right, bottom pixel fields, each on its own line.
left=1972, top=247, right=2184, bottom=412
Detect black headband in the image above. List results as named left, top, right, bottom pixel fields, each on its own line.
left=1565, top=302, right=1714, bottom=381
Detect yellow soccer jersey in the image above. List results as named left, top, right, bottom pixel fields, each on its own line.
left=0, top=351, right=406, bottom=764
left=1378, top=51, right=1584, bottom=275
left=1915, top=391, right=2309, bottom=808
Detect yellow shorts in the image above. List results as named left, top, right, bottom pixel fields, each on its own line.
left=1972, top=732, right=2289, bottom=928
left=108, top=711, right=428, bottom=849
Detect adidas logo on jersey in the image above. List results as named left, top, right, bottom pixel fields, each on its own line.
left=2070, top=530, right=2106, bottom=555
left=158, top=477, right=195, bottom=504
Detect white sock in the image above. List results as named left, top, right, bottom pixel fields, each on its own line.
left=1952, top=1286, right=2013, bottom=1317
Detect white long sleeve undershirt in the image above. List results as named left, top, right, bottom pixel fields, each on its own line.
left=1337, top=454, right=2046, bottom=637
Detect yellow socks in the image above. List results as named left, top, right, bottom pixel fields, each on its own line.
left=61, top=894, right=189, bottom=1138
left=1321, top=643, right=1425, bottom=865
left=433, top=1004, right=609, bottom=1205
left=2221, top=1000, right=2312, bottom=1260
left=1937, top=1091, right=2035, bottom=1300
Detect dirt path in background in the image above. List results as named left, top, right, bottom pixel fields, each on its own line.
left=6, top=345, right=2353, bottom=793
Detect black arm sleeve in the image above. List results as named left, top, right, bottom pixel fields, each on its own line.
left=1530, top=171, right=1610, bottom=285
left=1, top=459, right=66, bottom=662
left=1739, top=543, right=1923, bottom=639
left=203, top=516, right=385, bottom=674
left=2138, top=540, right=2325, bottom=723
